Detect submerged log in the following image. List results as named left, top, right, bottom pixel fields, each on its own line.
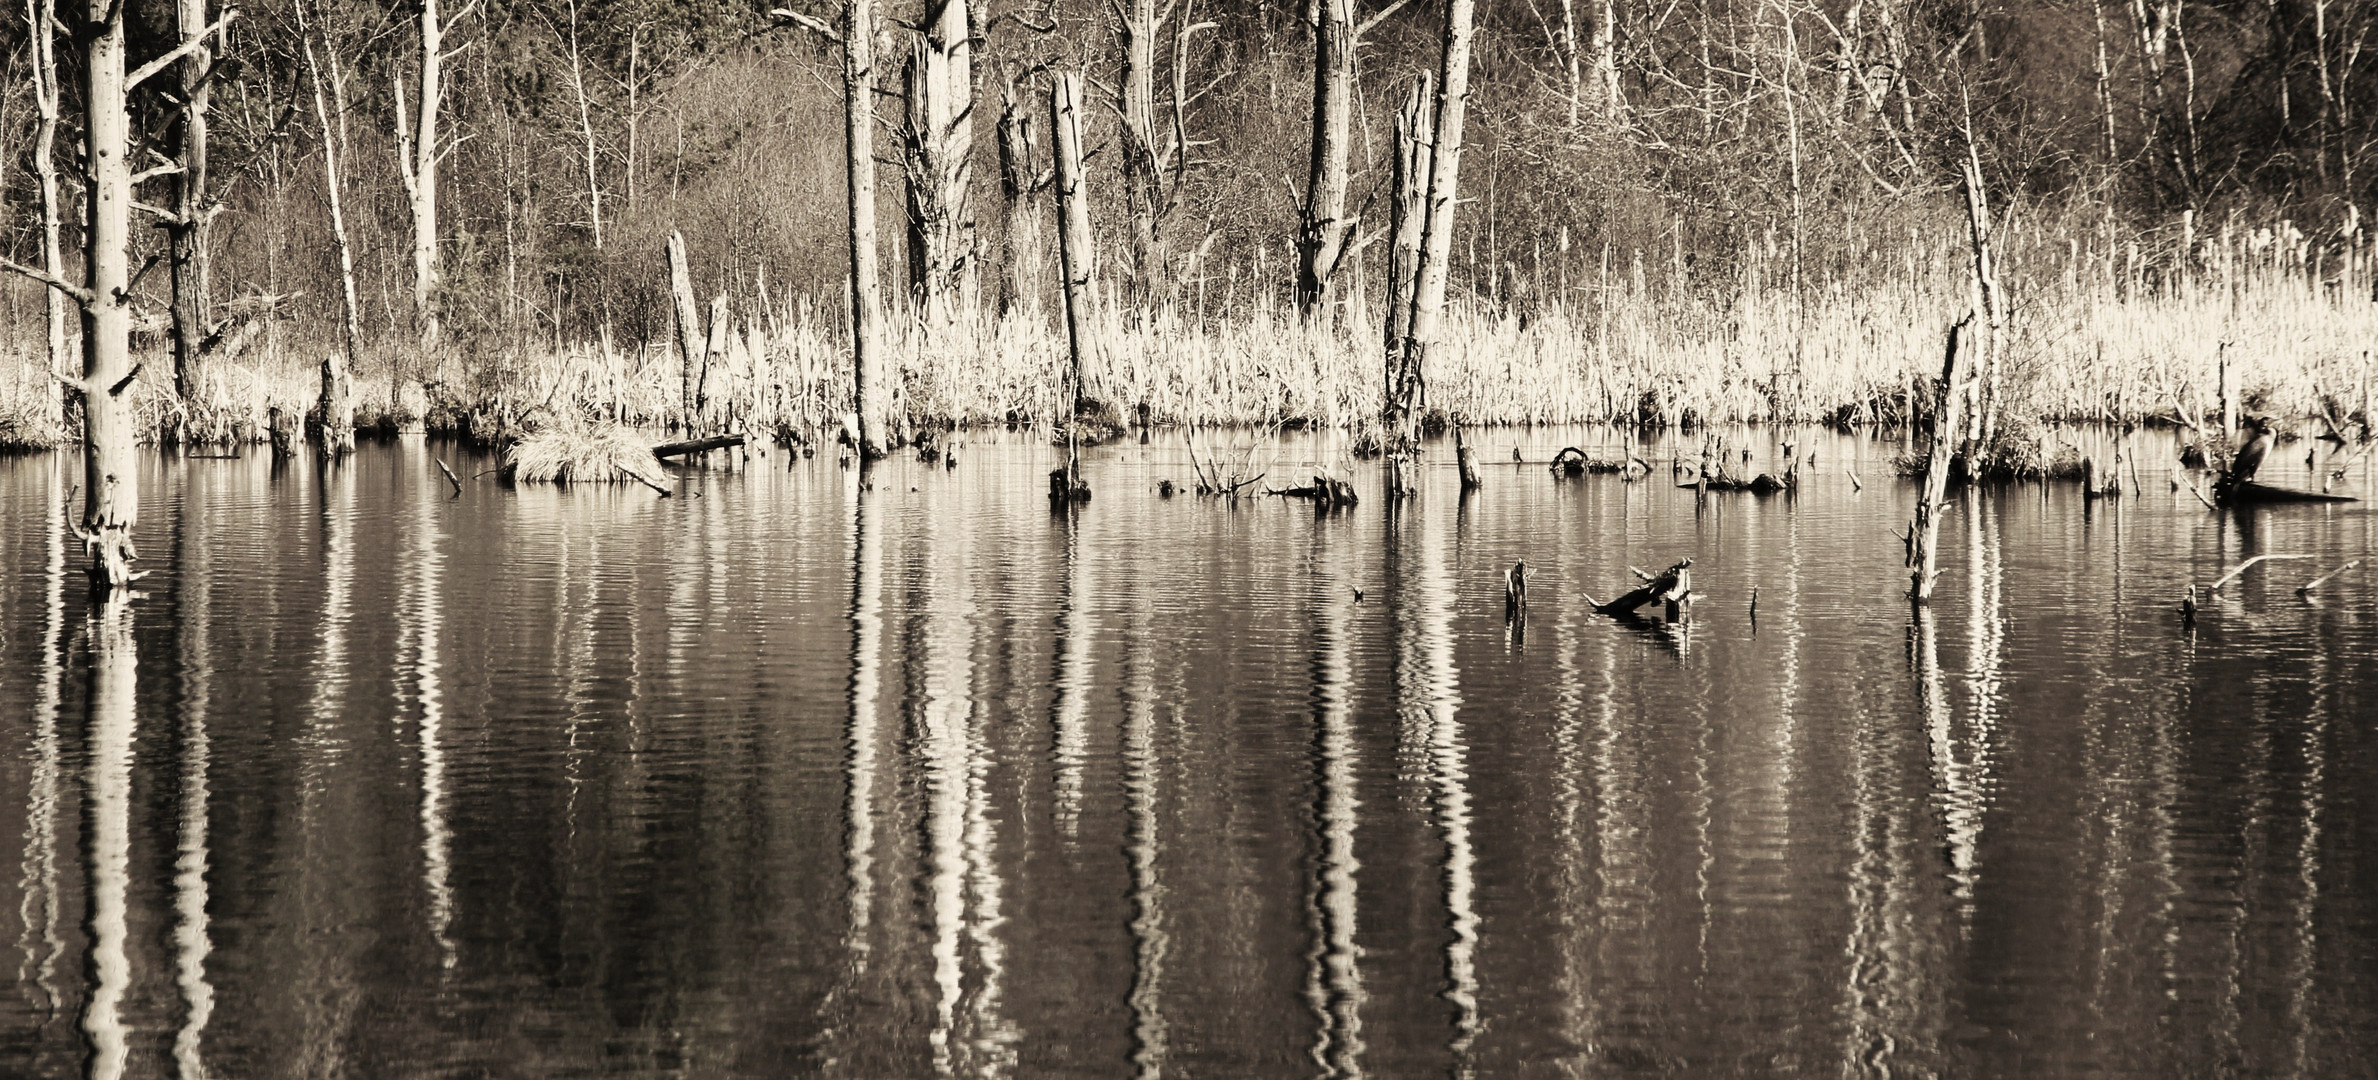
left=1549, top=446, right=1630, bottom=476
left=2215, top=478, right=2358, bottom=505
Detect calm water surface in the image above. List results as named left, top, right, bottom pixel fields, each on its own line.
left=1, top=428, right=2373, bottom=1078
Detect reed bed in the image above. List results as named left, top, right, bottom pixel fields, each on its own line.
left=506, top=424, right=671, bottom=489
left=5, top=212, right=2373, bottom=451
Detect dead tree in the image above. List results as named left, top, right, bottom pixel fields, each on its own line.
left=1295, top=0, right=1357, bottom=321
left=995, top=75, right=1050, bottom=317
left=296, top=0, right=365, bottom=381
left=1382, top=77, right=1431, bottom=378
left=1385, top=0, right=1477, bottom=497
left=772, top=0, right=892, bottom=458
left=1, top=0, right=223, bottom=590
left=396, top=0, right=479, bottom=350
left=166, top=0, right=215, bottom=406
left=316, top=349, right=356, bottom=455
left=1116, top=0, right=1211, bottom=306
left=24, top=0, right=69, bottom=425
left=666, top=230, right=705, bottom=428
left=1956, top=101, right=2005, bottom=478
left=902, top=0, right=977, bottom=321
left=1908, top=316, right=1972, bottom=602
left=1051, top=72, right=1095, bottom=493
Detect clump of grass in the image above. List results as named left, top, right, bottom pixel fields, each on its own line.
left=507, top=422, right=669, bottom=489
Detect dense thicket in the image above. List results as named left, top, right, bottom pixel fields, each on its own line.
left=5, top=0, right=2375, bottom=360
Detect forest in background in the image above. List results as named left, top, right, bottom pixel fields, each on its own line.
left=5, top=0, right=2378, bottom=452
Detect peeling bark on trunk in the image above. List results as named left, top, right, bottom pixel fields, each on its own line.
left=845, top=0, right=889, bottom=459
left=1957, top=132, right=2005, bottom=477
left=902, top=0, right=976, bottom=322
left=1296, top=0, right=1356, bottom=322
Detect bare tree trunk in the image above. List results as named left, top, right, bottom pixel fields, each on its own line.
left=696, top=292, right=729, bottom=424
left=1592, top=0, right=1619, bottom=123
left=566, top=0, right=601, bottom=248
left=2094, top=0, right=2119, bottom=168
left=1386, top=0, right=1477, bottom=496
left=27, top=0, right=68, bottom=428
left=901, top=0, right=975, bottom=322
left=298, top=13, right=364, bottom=378
left=168, top=0, right=213, bottom=411
left=1957, top=116, right=2005, bottom=477
left=1051, top=72, right=1096, bottom=427
left=995, top=76, right=1048, bottom=318
left=317, top=349, right=355, bottom=455
left=1909, top=317, right=1971, bottom=602
left=1296, top=0, right=1356, bottom=322
left=397, top=0, right=451, bottom=348
left=1118, top=0, right=1169, bottom=305
left=666, top=230, right=705, bottom=427
left=844, top=0, right=889, bottom=459
left=1383, top=78, right=1432, bottom=394
left=81, top=0, right=139, bottom=591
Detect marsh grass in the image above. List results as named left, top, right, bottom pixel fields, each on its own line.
left=7, top=210, right=2374, bottom=450
left=507, top=422, right=671, bottom=488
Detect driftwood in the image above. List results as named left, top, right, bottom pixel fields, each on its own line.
left=1271, top=469, right=1357, bottom=507
left=434, top=457, right=462, bottom=496
left=1583, top=558, right=1691, bottom=618
left=1455, top=426, right=1482, bottom=491
left=1550, top=446, right=1631, bottom=477
left=652, top=433, right=746, bottom=459
left=2206, top=553, right=2313, bottom=594
left=2298, top=559, right=2361, bottom=595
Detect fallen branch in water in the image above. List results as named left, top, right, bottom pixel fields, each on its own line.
left=2206, top=553, right=2313, bottom=594
left=2298, top=559, right=2362, bottom=595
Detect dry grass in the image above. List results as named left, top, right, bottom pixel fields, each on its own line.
left=7, top=209, right=2374, bottom=448
left=506, top=422, right=670, bottom=488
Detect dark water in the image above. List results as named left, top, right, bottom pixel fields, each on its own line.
left=1, top=429, right=2374, bottom=1078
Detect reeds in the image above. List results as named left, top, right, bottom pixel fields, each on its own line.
left=7, top=208, right=2373, bottom=448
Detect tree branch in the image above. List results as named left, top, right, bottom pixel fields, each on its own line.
left=0, top=257, right=96, bottom=306
left=128, top=11, right=241, bottom=91
left=769, top=7, right=842, bottom=43
left=1354, top=0, right=1413, bottom=39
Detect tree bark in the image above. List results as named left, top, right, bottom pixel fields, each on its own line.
left=995, top=76, right=1047, bottom=318
left=1909, top=318, right=1971, bottom=602
left=902, top=0, right=976, bottom=322
left=399, top=0, right=448, bottom=347
left=1296, top=0, right=1356, bottom=322
left=168, top=0, right=213, bottom=410
left=1956, top=121, right=2005, bottom=476
left=1050, top=72, right=1096, bottom=426
left=1118, top=0, right=1166, bottom=305
left=317, top=348, right=355, bottom=455
left=1383, top=77, right=1432, bottom=393
left=845, top=0, right=889, bottom=459
left=298, top=12, right=365, bottom=379
left=666, top=230, right=705, bottom=427
left=27, top=0, right=69, bottom=428
left=1387, top=0, right=1476, bottom=495
left=80, top=0, right=140, bottom=591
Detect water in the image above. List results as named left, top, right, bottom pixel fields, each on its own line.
left=1, top=428, right=2374, bottom=1078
